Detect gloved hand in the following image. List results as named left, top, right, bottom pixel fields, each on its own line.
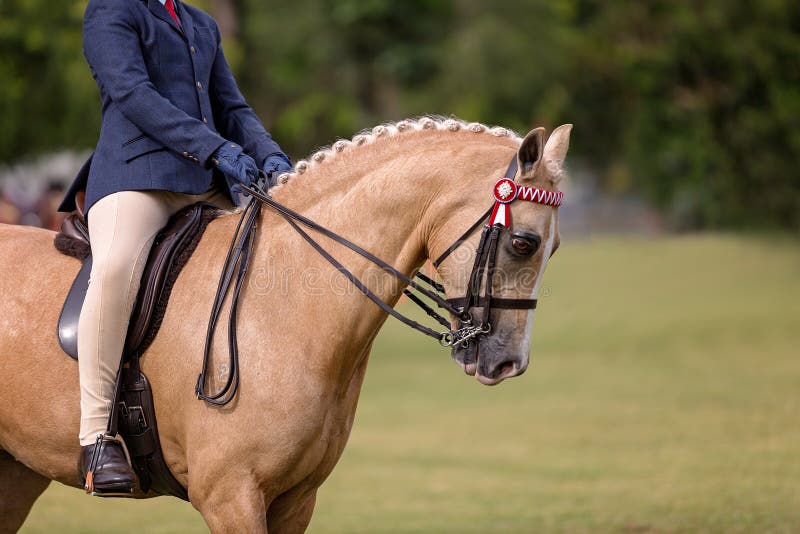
left=211, top=142, right=258, bottom=192
left=262, top=152, right=292, bottom=187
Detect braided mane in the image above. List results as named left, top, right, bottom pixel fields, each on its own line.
left=273, top=116, right=522, bottom=186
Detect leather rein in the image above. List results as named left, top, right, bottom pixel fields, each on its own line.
left=196, top=157, right=561, bottom=405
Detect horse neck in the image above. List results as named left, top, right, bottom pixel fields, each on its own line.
left=266, top=141, right=435, bottom=282
left=267, top=130, right=519, bottom=270
left=248, top=130, right=518, bottom=375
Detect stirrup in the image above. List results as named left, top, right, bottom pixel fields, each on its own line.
left=84, top=433, right=135, bottom=497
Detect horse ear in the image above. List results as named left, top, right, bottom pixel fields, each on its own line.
left=543, top=124, right=573, bottom=180
left=517, top=127, right=545, bottom=177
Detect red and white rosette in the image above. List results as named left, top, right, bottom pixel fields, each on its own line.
left=489, top=178, right=518, bottom=227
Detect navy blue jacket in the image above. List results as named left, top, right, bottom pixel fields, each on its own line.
left=58, top=0, right=283, bottom=213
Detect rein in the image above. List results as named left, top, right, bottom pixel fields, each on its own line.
left=196, top=158, right=562, bottom=405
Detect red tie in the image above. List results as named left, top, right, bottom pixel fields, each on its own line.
left=164, top=0, right=182, bottom=28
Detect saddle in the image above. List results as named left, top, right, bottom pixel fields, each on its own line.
left=54, top=201, right=223, bottom=501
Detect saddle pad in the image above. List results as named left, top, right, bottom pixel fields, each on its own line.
left=55, top=201, right=222, bottom=359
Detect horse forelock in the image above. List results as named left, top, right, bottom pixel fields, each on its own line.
left=543, top=156, right=567, bottom=185
left=271, top=116, right=526, bottom=189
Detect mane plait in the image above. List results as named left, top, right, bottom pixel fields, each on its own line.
left=273, top=116, right=522, bottom=186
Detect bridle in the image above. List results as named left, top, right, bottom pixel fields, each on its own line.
left=195, top=156, right=563, bottom=405
left=401, top=156, right=565, bottom=349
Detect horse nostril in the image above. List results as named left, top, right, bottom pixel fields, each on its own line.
left=490, top=360, right=516, bottom=379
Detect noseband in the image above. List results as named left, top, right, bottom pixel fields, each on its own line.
left=195, top=157, right=563, bottom=405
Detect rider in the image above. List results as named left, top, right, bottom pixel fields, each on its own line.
left=57, top=0, right=291, bottom=494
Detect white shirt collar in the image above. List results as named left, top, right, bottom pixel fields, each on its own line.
left=158, top=0, right=166, bottom=4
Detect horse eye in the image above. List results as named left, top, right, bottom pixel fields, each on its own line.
left=510, top=234, right=540, bottom=256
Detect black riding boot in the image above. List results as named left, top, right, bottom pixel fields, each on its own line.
left=78, top=434, right=137, bottom=495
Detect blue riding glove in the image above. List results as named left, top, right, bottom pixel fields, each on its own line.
left=262, top=152, right=293, bottom=187
left=210, top=142, right=258, bottom=197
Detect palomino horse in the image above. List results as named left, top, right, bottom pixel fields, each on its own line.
left=0, top=117, right=571, bottom=533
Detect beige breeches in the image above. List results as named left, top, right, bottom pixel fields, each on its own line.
left=78, top=187, right=234, bottom=445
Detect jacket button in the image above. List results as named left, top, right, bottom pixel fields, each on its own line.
left=196, top=81, right=202, bottom=89
left=203, top=117, right=208, bottom=124
left=182, top=151, right=189, bottom=156
left=190, top=46, right=196, bottom=54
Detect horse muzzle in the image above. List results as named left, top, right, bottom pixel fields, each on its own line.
left=451, top=332, right=529, bottom=386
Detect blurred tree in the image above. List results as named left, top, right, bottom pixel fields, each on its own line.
left=235, top=0, right=360, bottom=156
left=565, top=1, right=800, bottom=228
left=208, top=0, right=238, bottom=39
left=327, top=0, right=453, bottom=119
left=235, top=0, right=453, bottom=158
left=0, top=0, right=98, bottom=162
left=412, top=0, right=574, bottom=132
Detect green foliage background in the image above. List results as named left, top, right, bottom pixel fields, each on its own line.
left=1, top=0, right=798, bottom=229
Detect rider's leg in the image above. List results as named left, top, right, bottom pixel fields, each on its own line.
left=76, top=185, right=234, bottom=492
left=77, top=190, right=177, bottom=446
left=76, top=190, right=181, bottom=491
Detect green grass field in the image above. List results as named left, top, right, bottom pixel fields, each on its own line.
left=20, top=235, right=800, bottom=533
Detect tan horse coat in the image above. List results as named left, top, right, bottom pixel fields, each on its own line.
left=0, top=118, right=570, bottom=533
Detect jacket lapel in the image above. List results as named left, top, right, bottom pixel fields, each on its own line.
left=175, top=1, right=195, bottom=47
left=147, top=0, right=185, bottom=40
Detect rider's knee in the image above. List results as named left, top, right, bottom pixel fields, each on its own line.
left=90, top=255, right=136, bottom=290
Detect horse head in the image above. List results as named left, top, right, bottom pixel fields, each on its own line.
left=432, top=124, right=572, bottom=385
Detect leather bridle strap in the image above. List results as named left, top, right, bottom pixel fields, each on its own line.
left=482, top=224, right=502, bottom=324
left=276, top=207, right=448, bottom=340
left=196, top=177, right=471, bottom=407
left=239, top=182, right=466, bottom=328
left=432, top=159, right=520, bottom=269
left=195, top=196, right=260, bottom=405
left=446, top=296, right=537, bottom=310
left=414, top=272, right=445, bottom=294
left=428, top=157, right=537, bottom=319
left=431, top=206, right=492, bottom=269
left=196, top=155, right=544, bottom=406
